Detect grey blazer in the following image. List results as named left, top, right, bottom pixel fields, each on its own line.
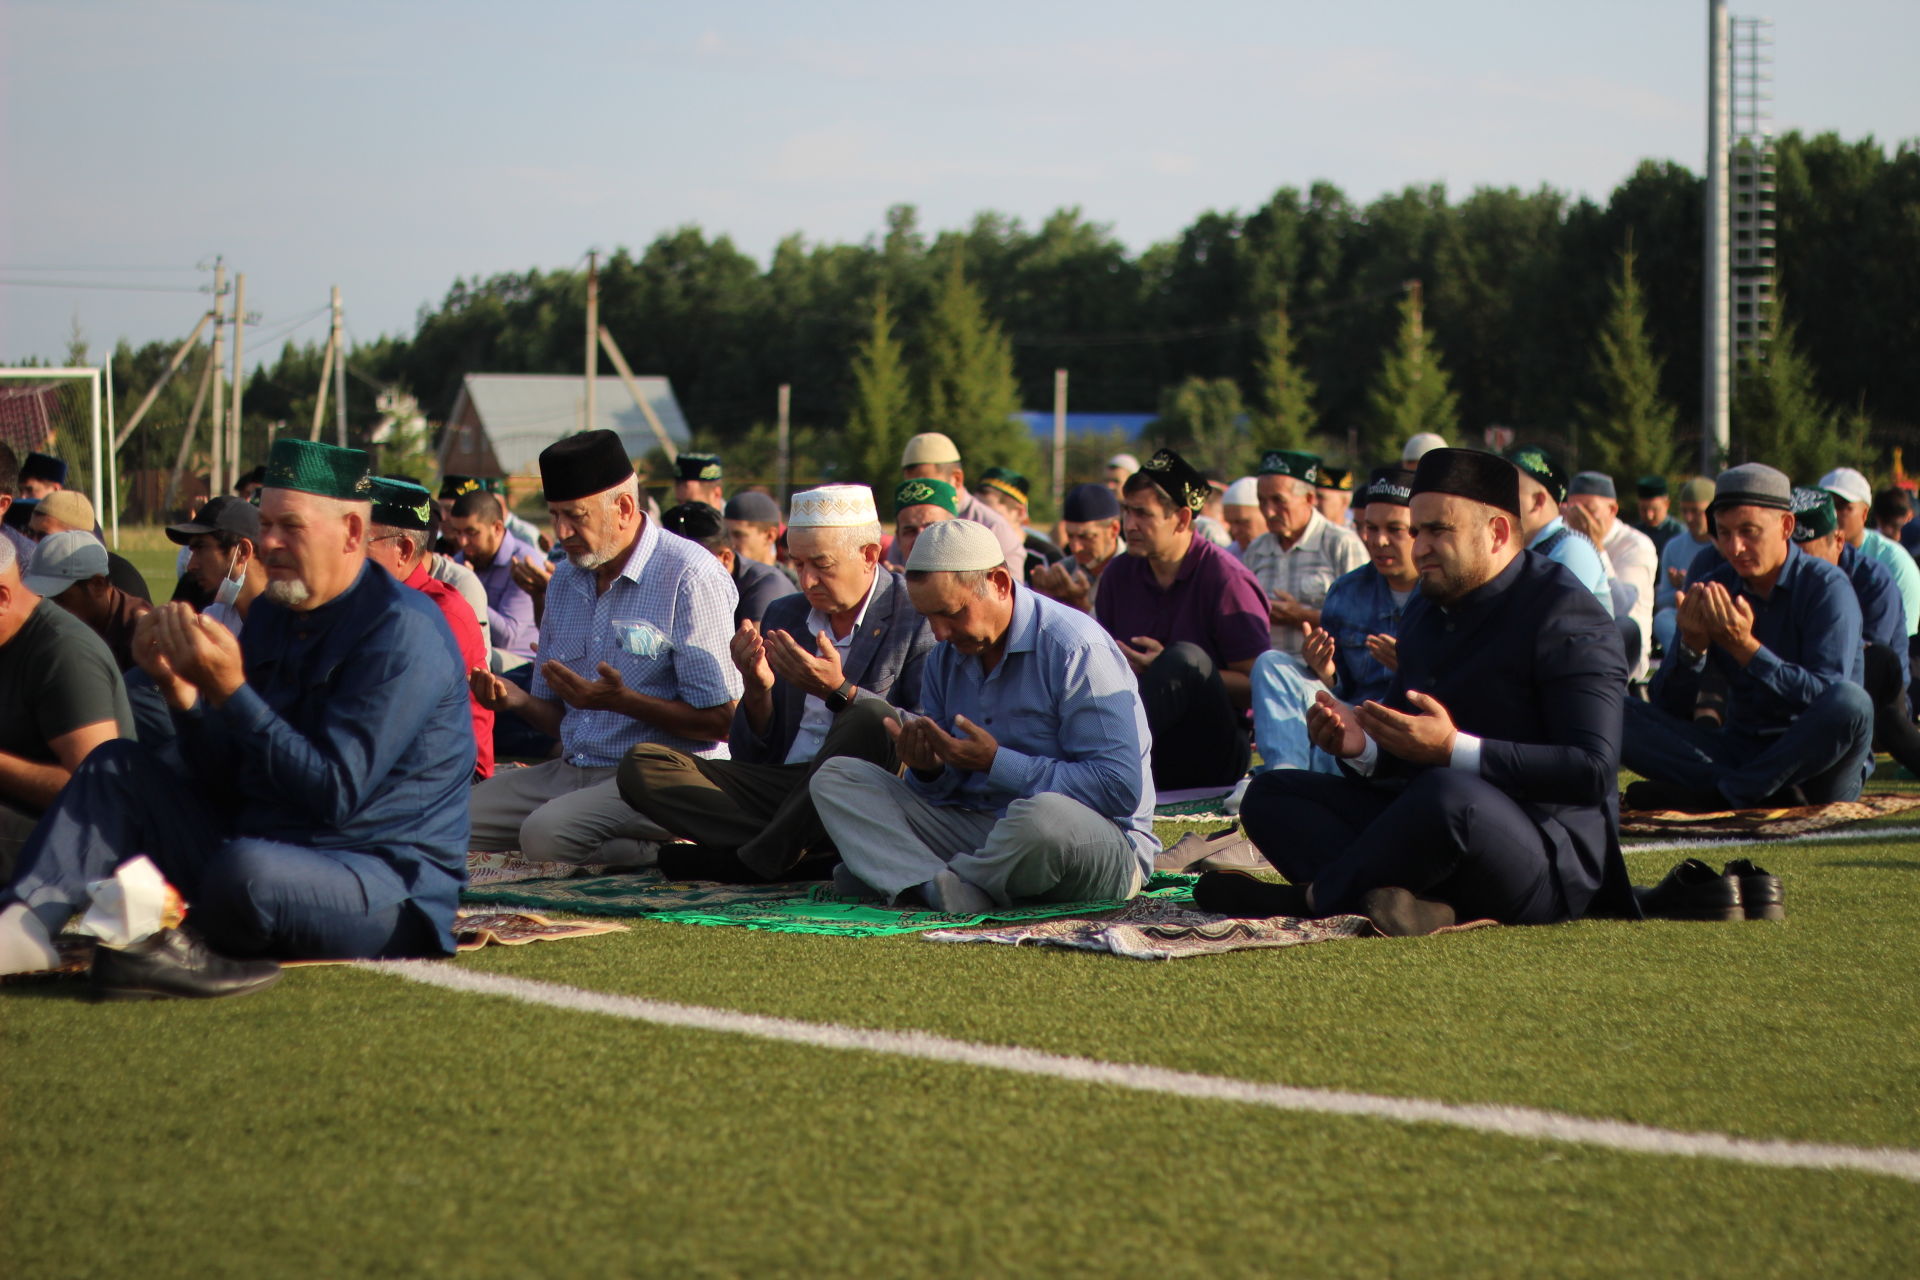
left=728, top=569, right=933, bottom=764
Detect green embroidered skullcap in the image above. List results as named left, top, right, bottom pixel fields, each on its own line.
left=264, top=438, right=372, bottom=502
left=369, top=478, right=435, bottom=532
left=895, top=477, right=959, bottom=515
left=978, top=466, right=1030, bottom=505
left=439, top=474, right=504, bottom=500
left=1258, top=449, right=1320, bottom=484
left=1789, top=487, right=1838, bottom=543
left=675, top=452, right=724, bottom=483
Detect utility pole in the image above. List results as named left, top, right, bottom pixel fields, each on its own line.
left=1051, top=368, right=1067, bottom=512
left=776, top=383, right=791, bottom=505
left=209, top=260, right=227, bottom=497
left=229, top=273, right=247, bottom=474
left=584, top=251, right=599, bottom=433
left=331, top=286, right=348, bottom=447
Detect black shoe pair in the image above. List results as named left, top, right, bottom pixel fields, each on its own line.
left=1636, top=858, right=1784, bottom=921
left=89, top=928, right=282, bottom=1001
left=1623, top=780, right=1812, bottom=814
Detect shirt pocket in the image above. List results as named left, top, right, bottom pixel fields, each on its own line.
left=606, top=617, right=675, bottom=690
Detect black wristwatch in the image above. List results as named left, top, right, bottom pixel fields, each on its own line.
left=824, top=679, right=854, bottom=713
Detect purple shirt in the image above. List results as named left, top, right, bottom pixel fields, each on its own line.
left=1092, top=533, right=1272, bottom=667
left=457, top=527, right=541, bottom=659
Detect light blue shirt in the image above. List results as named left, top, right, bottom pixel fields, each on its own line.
left=1656, top=530, right=1715, bottom=613
left=906, top=585, right=1158, bottom=877
left=1858, top=529, right=1920, bottom=636
left=530, top=514, right=743, bottom=767
left=1529, top=517, right=1613, bottom=617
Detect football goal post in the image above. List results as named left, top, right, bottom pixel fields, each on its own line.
left=0, top=366, right=112, bottom=546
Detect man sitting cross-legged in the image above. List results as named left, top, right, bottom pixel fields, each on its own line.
left=0, top=439, right=475, bottom=995
left=618, top=484, right=933, bottom=882
left=1622, top=463, right=1873, bottom=812
left=812, top=519, right=1158, bottom=915
left=1205, top=449, right=1635, bottom=935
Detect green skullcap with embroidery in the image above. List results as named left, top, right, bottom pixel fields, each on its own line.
left=438, top=474, right=504, bottom=500
left=1140, top=448, right=1211, bottom=512
left=1505, top=444, right=1569, bottom=504
left=369, top=478, right=436, bottom=531
left=1258, top=449, right=1320, bottom=483
left=1789, top=487, right=1838, bottom=542
left=894, top=477, right=959, bottom=515
left=264, top=438, right=372, bottom=501
left=978, top=466, right=1030, bottom=505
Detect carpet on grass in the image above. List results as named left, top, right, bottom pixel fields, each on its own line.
left=463, top=865, right=1202, bottom=937
left=1619, top=792, right=1920, bottom=838
left=923, top=898, right=1499, bottom=960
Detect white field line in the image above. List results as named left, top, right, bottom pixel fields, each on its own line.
left=1623, top=823, right=1920, bottom=855
left=364, top=960, right=1920, bottom=1185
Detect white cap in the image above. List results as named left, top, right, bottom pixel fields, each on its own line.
left=1402, top=432, right=1447, bottom=465
left=901, top=432, right=961, bottom=467
left=788, top=484, right=879, bottom=528
left=21, top=529, right=107, bottom=598
left=1106, top=452, right=1141, bottom=474
left=905, top=519, right=1004, bottom=572
left=1818, top=467, right=1872, bottom=507
left=1222, top=476, right=1259, bottom=507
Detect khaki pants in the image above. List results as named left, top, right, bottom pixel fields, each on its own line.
left=467, top=759, right=673, bottom=865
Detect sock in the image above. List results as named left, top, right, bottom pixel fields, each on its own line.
left=0, top=901, right=60, bottom=976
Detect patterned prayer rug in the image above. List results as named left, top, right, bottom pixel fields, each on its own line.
left=923, top=898, right=1498, bottom=960
left=1619, top=792, right=1920, bottom=839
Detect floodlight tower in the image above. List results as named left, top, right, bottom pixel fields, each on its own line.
left=1729, top=16, right=1776, bottom=369
left=1703, top=0, right=1731, bottom=473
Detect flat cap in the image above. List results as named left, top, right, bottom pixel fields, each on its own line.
left=1712, top=462, right=1793, bottom=513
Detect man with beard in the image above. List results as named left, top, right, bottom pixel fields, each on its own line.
left=1030, top=483, right=1123, bottom=611
left=468, top=430, right=742, bottom=866
left=166, top=496, right=267, bottom=635
left=0, top=439, right=473, bottom=993
left=1211, top=449, right=1633, bottom=935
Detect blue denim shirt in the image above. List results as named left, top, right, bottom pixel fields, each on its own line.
left=1317, top=563, right=1412, bottom=707
left=1651, top=544, right=1863, bottom=738
left=1840, top=544, right=1906, bottom=687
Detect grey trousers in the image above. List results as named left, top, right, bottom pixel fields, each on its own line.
left=809, top=757, right=1143, bottom=906
left=467, top=758, right=673, bottom=865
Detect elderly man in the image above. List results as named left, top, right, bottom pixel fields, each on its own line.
left=17, top=451, right=67, bottom=500
left=31, top=489, right=151, bottom=602
left=24, top=531, right=150, bottom=671
left=620, top=485, right=934, bottom=881
left=660, top=500, right=796, bottom=628
left=1240, top=450, right=1366, bottom=657
left=1248, top=466, right=1419, bottom=779
left=672, top=453, right=726, bottom=508
left=885, top=432, right=1024, bottom=570
left=1623, top=464, right=1872, bottom=811
left=1635, top=476, right=1685, bottom=558
left=972, top=466, right=1066, bottom=579
left=1653, top=478, right=1718, bottom=656
left=469, top=430, right=742, bottom=866
left=1215, top=449, right=1633, bottom=935
left=811, top=519, right=1157, bottom=914
left=1030, top=483, right=1122, bottom=612
left=364, top=478, right=493, bottom=780
left=1094, top=448, right=1270, bottom=790
left=446, top=489, right=540, bottom=665
left=1822, top=466, right=1920, bottom=643
left=1222, top=476, right=1261, bottom=557
left=0, top=439, right=473, bottom=994
left=1505, top=446, right=1614, bottom=618
left=1563, top=472, right=1657, bottom=678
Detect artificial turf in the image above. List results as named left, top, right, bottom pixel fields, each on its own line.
left=7, top=828, right=1920, bottom=1276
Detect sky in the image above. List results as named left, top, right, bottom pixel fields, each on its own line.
left=2, top=0, right=1916, bottom=369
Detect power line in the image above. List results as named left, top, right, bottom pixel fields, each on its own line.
left=0, top=278, right=207, bottom=295
left=0, top=264, right=200, bottom=273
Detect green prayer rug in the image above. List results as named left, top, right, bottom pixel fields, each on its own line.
left=463, top=869, right=1197, bottom=938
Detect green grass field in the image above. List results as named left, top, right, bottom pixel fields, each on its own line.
left=8, top=819, right=1920, bottom=1277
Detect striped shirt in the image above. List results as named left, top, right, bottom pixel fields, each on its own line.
left=1239, top=510, right=1367, bottom=653
left=530, top=515, right=743, bottom=767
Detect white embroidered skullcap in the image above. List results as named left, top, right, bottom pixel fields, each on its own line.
left=788, top=484, right=878, bottom=528
left=906, top=518, right=1004, bottom=572
left=1222, top=476, right=1259, bottom=506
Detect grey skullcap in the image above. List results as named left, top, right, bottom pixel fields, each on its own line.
left=724, top=491, right=783, bottom=524
left=1569, top=471, right=1617, bottom=500
left=905, top=518, right=1004, bottom=572
left=1712, top=462, right=1793, bottom=513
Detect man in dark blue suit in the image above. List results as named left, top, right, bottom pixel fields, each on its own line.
left=619, top=485, right=933, bottom=881
left=1210, top=449, right=1634, bottom=935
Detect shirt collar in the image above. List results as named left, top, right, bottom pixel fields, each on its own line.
left=615, top=515, right=659, bottom=585
left=1528, top=517, right=1565, bottom=548
left=806, top=569, right=880, bottom=640
left=1003, top=584, right=1041, bottom=655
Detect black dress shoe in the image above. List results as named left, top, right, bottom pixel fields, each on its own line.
left=1635, top=858, right=1744, bottom=922
left=1622, top=780, right=1727, bottom=813
left=656, top=843, right=763, bottom=883
left=1755, top=785, right=1810, bottom=809
left=1723, top=858, right=1784, bottom=920
left=1360, top=887, right=1459, bottom=937
left=1191, top=872, right=1314, bottom=918
left=89, top=928, right=282, bottom=1002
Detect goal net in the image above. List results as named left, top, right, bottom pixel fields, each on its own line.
left=0, top=367, right=108, bottom=541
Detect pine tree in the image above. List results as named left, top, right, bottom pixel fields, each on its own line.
left=1253, top=304, right=1317, bottom=450
left=1579, top=239, right=1678, bottom=485
left=1363, top=286, right=1459, bottom=464
left=1153, top=376, right=1250, bottom=477
left=917, top=250, right=1032, bottom=475
left=845, top=287, right=913, bottom=492
left=1733, top=301, right=1857, bottom=484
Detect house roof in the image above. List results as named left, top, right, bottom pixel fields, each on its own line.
left=444, top=374, right=691, bottom=475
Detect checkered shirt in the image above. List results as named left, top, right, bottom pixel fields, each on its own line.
left=1239, top=509, right=1367, bottom=653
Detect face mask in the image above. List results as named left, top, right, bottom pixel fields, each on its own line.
left=215, top=548, right=248, bottom=607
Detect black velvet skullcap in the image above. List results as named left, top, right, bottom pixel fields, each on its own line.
left=1361, top=466, right=1416, bottom=508
left=660, top=501, right=728, bottom=552
left=1410, top=448, right=1522, bottom=519
left=1137, top=448, right=1211, bottom=512
left=540, top=429, right=634, bottom=502
left=1061, top=483, right=1120, bottom=522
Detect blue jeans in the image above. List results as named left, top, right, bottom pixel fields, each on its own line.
left=1621, top=683, right=1874, bottom=806
left=5, top=741, right=443, bottom=959
left=1248, top=650, right=1342, bottom=776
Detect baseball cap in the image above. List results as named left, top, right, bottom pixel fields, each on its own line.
left=22, top=530, right=107, bottom=597
left=166, top=495, right=262, bottom=546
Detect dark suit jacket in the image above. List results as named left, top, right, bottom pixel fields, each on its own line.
left=732, top=555, right=798, bottom=629
left=729, top=568, right=934, bottom=765
left=1375, top=550, right=1635, bottom=919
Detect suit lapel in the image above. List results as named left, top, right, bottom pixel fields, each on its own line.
left=842, top=572, right=898, bottom=684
